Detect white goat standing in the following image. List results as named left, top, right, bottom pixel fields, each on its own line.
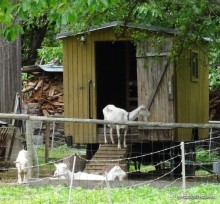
left=53, top=163, right=127, bottom=181
left=103, top=105, right=150, bottom=149
left=15, top=150, right=28, bottom=184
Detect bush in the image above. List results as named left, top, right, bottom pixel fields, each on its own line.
left=196, top=147, right=220, bottom=164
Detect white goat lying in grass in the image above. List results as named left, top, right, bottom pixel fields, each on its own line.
left=15, top=150, right=28, bottom=184
left=103, top=104, right=150, bottom=148
left=54, top=163, right=127, bottom=181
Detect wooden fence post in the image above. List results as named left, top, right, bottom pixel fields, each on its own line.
left=45, top=121, right=50, bottom=163
left=25, top=120, right=34, bottom=179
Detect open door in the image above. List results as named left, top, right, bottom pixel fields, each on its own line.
left=95, top=41, right=137, bottom=120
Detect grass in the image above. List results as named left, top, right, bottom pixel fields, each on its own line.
left=0, top=183, right=219, bottom=204
left=34, top=144, right=86, bottom=164
left=129, top=164, right=155, bottom=173
left=1, top=145, right=220, bottom=203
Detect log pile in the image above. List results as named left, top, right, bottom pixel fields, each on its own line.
left=22, top=73, right=63, bottom=116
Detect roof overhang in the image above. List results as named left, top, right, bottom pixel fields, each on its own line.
left=56, top=21, right=178, bottom=40
left=22, top=65, right=63, bottom=73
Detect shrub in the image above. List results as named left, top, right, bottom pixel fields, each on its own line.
left=196, top=147, right=220, bottom=164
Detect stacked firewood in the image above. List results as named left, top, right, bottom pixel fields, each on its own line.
left=22, top=73, right=63, bottom=116
left=209, top=88, right=220, bottom=120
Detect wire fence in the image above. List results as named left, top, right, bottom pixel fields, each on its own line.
left=0, top=114, right=220, bottom=203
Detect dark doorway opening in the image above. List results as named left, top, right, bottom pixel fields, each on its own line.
left=95, top=41, right=137, bottom=120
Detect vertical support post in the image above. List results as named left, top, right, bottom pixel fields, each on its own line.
left=51, top=122, right=55, bottom=150
left=25, top=120, right=34, bottom=179
left=68, top=156, right=76, bottom=204
left=180, top=142, right=186, bottom=203
left=105, top=171, right=112, bottom=204
left=45, top=121, right=50, bottom=163
left=209, top=128, right=213, bottom=159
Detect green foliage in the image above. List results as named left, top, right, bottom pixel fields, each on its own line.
left=209, top=66, right=220, bottom=90
left=0, top=183, right=220, bottom=203
left=196, top=148, right=220, bottom=164
left=209, top=42, right=220, bottom=90
left=1, top=0, right=219, bottom=43
left=22, top=73, right=33, bottom=81
left=2, top=0, right=220, bottom=88
left=0, top=0, right=120, bottom=40
left=35, top=144, right=85, bottom=164
left=37, top=45, right=63, bottom=64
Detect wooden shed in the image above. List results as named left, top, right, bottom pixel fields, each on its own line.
left=57, top=22, right=209, bottom=145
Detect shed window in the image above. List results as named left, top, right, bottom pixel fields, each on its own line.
left=191, top=52, right=199, bottom=81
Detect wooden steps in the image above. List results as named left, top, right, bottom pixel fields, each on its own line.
left=84, top=144, right=129, bottom=174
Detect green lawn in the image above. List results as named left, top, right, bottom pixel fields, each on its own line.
left=0, top=145, right=219, bottom=203
left=0, top=183, right=219, bottom=204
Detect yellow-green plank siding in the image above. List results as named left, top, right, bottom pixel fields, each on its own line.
left=175, top=46, right=209, bottom=141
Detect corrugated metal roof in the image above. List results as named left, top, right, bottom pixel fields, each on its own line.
left=38, top=65, right=63, bottom=72
left=56, top=21, right=177, bottom=39
left=22, top=65, right=63, bottom=73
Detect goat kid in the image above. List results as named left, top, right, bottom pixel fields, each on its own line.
left=54, top=163, right=72, bottom=179
left=54, top=163, right=127, bottom=181
left=103, top=105, right=150, bottom=148
left=15, top=150, right=28, bottom=184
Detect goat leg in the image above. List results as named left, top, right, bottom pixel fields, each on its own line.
left=116, top=126, right=121, bottom=149
left=110, top=127, right=115, bottom=144
left=104, top=124, right=107, bottom=143
left=23, top=172, right=28, bottom=183
left=123, top=127, right=128, bottom=148
left=17, top=171, right=22, bottom=184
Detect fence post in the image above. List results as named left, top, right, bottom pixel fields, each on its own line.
left=45, top=121, right=50, bottom=163
left=180, top=142, right=186, bottom=203
left=68, top=155, right=76, bottom=204
left=105, top=171, right=112, bottom=204
left=51, top=122, right=55, bottom=150
left=25, top=119, right=34, bottom=179
left=209, top=128, right=213, bottom=159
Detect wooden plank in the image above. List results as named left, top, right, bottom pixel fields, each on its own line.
left=0, top=35, right=21, bottom=114
left=43, top=83, right=50, bottom=91
left=34, top=79, right=43, bottom=91
left=11, top=92, right=20, bottom=126
left=5, top=127, right=15, bottom=161
left=89, top=30, right=97, bottom=143
left=72, top=38, right=79, bottom=143
left=146, top=60, right=169, bottom=110
left=45, top=121, right=50, bottom=163
left=63, top=38, right=70, bottom=135
left=25, top=120, right=34, bottom=178
left=48, top=86, right=56, bottom=96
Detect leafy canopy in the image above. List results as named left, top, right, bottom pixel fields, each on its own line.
left=1, top=0, right=220, bottom=43
left=2, top=0, right=220, bottom=88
